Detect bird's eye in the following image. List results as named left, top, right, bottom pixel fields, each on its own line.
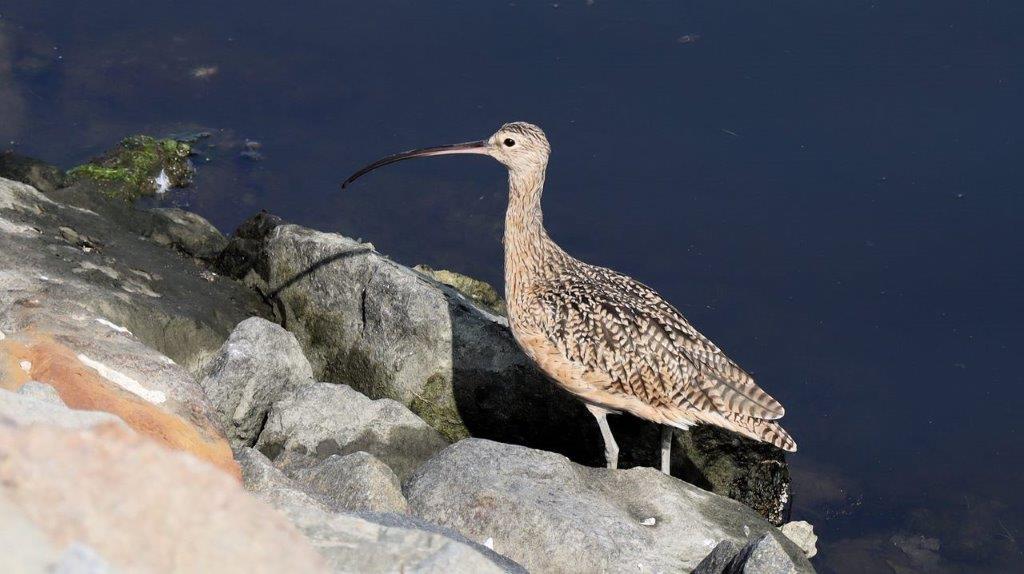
left=504, top=138, right=516, bottom=147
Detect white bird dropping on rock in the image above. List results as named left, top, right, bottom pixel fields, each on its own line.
left=154, top=169, right=171, bottom=194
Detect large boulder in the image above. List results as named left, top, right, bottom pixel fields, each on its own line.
left=220, top=214, right=791, bottom=522
left=199, top=316, right=315, bottom=447
left=404, top=439, right=814, bottom=574
left=0, top=422, right=327, bottom=573
left=236, top=447, right=524, bottom=573
left=255, top=382, right=448, bottom=481
left=0, top=177, right=270, bottom=475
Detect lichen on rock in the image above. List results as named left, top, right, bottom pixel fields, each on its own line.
left=414, top=264, right=507, bottom=316
left=66, top=135, right=194, bottom=201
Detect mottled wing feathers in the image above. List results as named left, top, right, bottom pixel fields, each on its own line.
left=530, top=264, right=793, bottom=450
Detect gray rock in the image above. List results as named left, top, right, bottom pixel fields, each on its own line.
left=694, top=540, right=742, bottom=574
left=781, top=520, right=818, bottom=558
left=16, top=381, right=65, bottom=404
left=236, top=447, right=523, bottom=573
left=226, top=215, right=790, bottom=523
left=256, top=382, right=448, bottom=481
left=288, top=452, right=410, bottom=514
left=0, top=388, right=125, bottom=430
left=0, top=151, right=66, bottom=193
left=0, top=176, right=268, bottom=475
left=725, top=533, right=800, bottom=574
left=144, top=207, right=228, bottom=261
left=1, top=177, right=271, bottom=376
left=404, top=439, right=814, bottom=574
left=200, top=317, right=315, bottom=446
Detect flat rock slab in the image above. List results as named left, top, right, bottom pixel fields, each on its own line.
left=404, top=439, right=814, bottom=574
left=256, top=382, right=448, bottom=481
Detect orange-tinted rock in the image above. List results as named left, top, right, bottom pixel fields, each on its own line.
left=0, top=422, right=327, bottom=573
left=1, top=333, right=238, bottom=478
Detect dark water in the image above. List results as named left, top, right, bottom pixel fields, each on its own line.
left=2, top=2, right=1022, bottom=571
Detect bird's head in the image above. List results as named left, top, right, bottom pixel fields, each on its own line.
left=341, top=121, right=550, bottom=189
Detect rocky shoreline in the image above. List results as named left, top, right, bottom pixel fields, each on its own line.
left=0, top=142, right=817, bottom=573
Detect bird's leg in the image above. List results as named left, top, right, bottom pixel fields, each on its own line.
left=585, top=403, right=619, bottom=469
left=660, top=425, right=673, bottom=475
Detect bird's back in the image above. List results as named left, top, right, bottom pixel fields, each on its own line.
left=507, top=255, right=796, bottom=452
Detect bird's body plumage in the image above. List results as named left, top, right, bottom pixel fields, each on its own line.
left=501, top=151, right=796, bottom=452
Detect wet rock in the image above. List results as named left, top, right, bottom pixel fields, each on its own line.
left=288, top=451, right=409, bottom=514
left=0, top=151, right=66, bottom=193
left=403, top=438, right=814, bottom=574
left=255, top=382, right=448, bottom=481
left=236, top=447, right=523, bottom=573
left=414, top=264, right=507, bottom=315
left=215, top=209, right=284, bottom=280
left=780, top=520, right=818, bottom=558
left=671, top=424, right=791, bottom=525
left=199, top=317, right=315, bottom=447
left=66, top=135, right=194, bottom=202
left=144, top=207, right=228, bottom=261
left=0, top=177, right=271, bottom=474
left=0, top=423, right=327, bottom=573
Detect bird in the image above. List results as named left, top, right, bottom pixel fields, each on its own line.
left=342, top=122, right=796, bottom=473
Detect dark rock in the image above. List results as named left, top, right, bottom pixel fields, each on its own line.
left=694, top=540, right=742, bottom=574
left=0, top=151, right=66, bottom=193
left=672, top=425, right=791, bottom=525
left=144, top=207, right=228, bottom=261
left=403, top=438, right=814, bottom=573
left=214, top=210, right=284, bottom=280
left=724, top=533, right=801, bottom=574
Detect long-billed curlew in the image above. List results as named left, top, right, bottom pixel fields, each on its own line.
left=342, top=122, right=796, bottom=473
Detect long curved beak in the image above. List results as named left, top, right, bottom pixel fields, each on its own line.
left=341, top=140, right=492, bottom=189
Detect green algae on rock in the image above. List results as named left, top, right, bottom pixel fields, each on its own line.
left=67, top=135, right=194, bottom=201
left=414, top=265, right=507, bottom=316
